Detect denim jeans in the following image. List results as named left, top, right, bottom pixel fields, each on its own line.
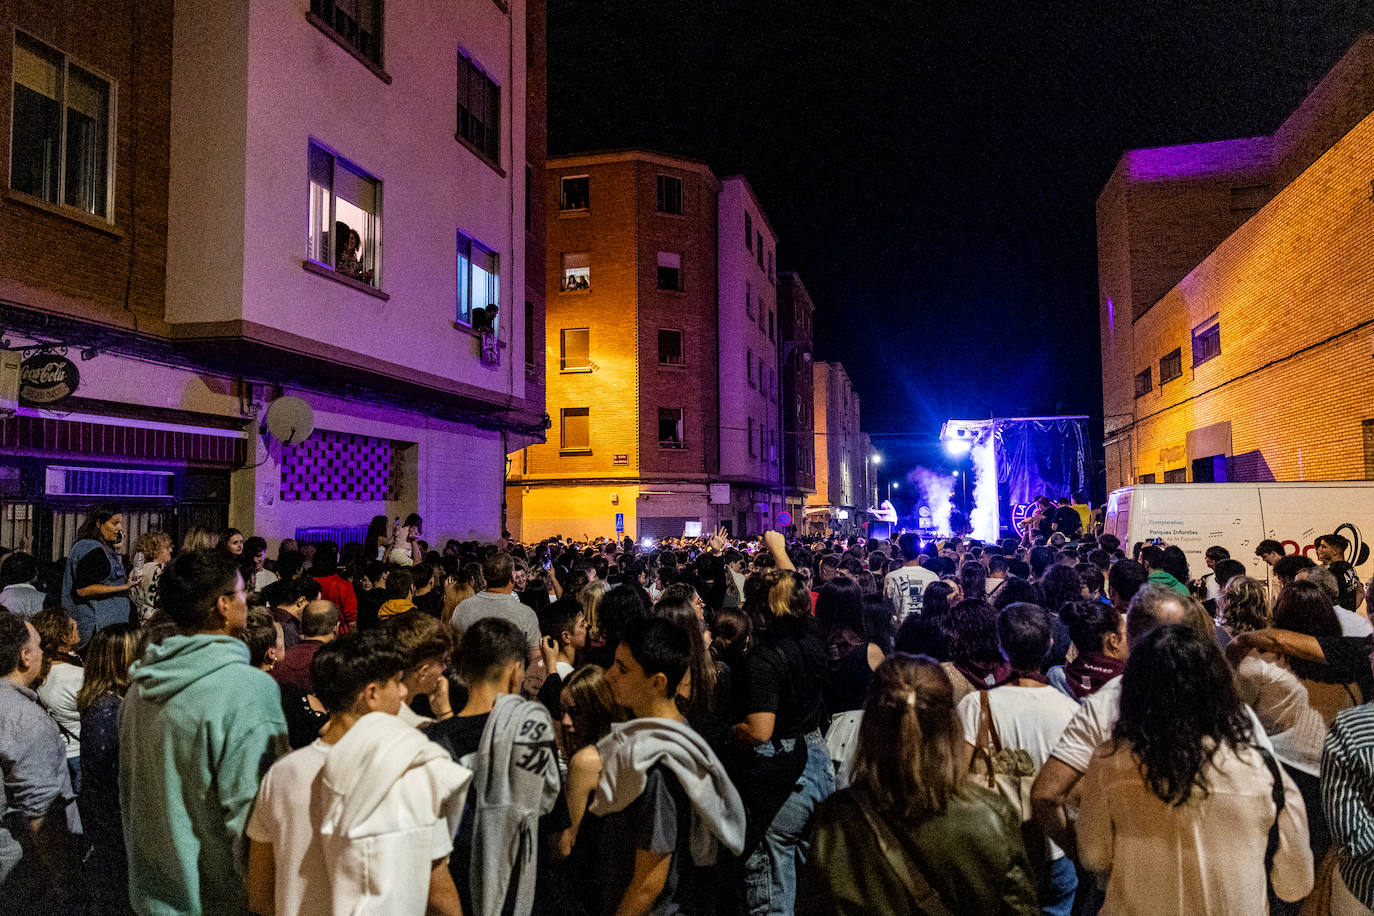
left=1041, top=854, right=1077, bottom=916
left=744, top=731, right=835, bottom=916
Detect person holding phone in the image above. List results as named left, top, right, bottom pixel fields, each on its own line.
left=62, top=506, right=132, bottom=646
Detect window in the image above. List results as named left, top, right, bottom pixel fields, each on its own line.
left=560, top=408, right=589, bottom=451
left=1159, top=348, right=1182, bottom=384
left=1163, top=468, right=1188, bottom=483
left=310, top=0, right=383, bottom=66
left=561, top=252, right=590, bottom=291
left=456, top=49, right=499, bottom=163
left=768, top=250, right=774, bottom=282
left=745, top=212, right=753, bottom=250
left=309, top=141, right=381, bottom=286
left=768, top=310, right=775, bottom=341
left=11, top=33, right=112, bottom=219
left=747, top=349, right=754, bottom=386
left=560, top=328, right=589, bottom=371
left=1193, top=317, right=1221, bottom=367
left=748, top=418, right=756, bottom=456
left=758, top=296, right=767, bottom=330
left=560, top=175, right=589, bottom=211
left=656, top=252, right=682, bottom=291
left=1133, top=367, right=1152, bottom=398
left=1138, top=473, right=1157, bottom=484
left=1230, top=184, right=1269, bottom=213
left=656, top=175, right=682, bottom=214
left=658, top=329, right=683, bottom=366
left=658, top=408, right=684, bottom=449
left=745, top=283, right=754, bottom=319
left=756, top=233, right=763, bottom=266
left=456, top=231, right=499, bottom=327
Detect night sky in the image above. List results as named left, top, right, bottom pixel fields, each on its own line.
left=548, top=1, right=1374, bottom=491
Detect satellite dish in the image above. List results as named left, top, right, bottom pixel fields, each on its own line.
left=264, top=396, right=314, bottom=446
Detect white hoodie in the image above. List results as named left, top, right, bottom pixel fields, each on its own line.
left=319, top=712, right=472, bottom=914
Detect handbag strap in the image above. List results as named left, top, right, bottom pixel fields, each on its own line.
left=854, top=793, right=955, bottom=916
left=1255, top=745, right=1285, bottom=878
left=973, top=690, right=1000, bottom=789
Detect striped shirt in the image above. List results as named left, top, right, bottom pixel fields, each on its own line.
left=1322, top=702, right=1374, bottom=909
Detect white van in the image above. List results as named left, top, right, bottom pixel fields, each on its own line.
left=1103, top=482, right=1374, bottom=582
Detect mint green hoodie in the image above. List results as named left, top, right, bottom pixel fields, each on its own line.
left=119, top=634, right=288, bottom=915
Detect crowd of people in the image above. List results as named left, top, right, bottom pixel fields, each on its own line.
left=2, top=505, right=1374, bottom=914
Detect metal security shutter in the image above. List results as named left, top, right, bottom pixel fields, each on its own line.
left=637, top=516, right=697, bottom=540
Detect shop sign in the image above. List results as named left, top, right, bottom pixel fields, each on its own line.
left=19, top=354, right=80, bottom=405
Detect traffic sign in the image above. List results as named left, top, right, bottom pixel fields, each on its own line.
left=777, top=510, right=793, bottom=527
left=615, top=512, right=624, bottom=533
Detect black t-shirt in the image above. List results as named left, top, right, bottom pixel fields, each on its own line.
left=74, top=546, right=113, bottom=591
left=823, top=641, right=872, bottom=715
left=1054, top=506, right=1083, bottom=537
left=414, top=589, right=444, bottom=619
left=597, top=763, right=706, bottom=916
left=429, top=711, right=570, bottom=916
left=746, top=629, right=827, bottom=737
left=1317, top=635, right=1374, bottom=701
left=1329, top=561, right=1362, bottom=611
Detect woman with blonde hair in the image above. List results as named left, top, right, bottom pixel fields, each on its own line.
left=800, top=655, right=1038, bottom=914
left=129, top=529, right=173, bottom=624
left=180, top=525, right=220, bottom=553
left=578, top=577, right=609, bottom=641
left=77, top=623, right=141, bottom=914
left=736, top=563, right=834, bottom=915
left=1220, top=574, right=1271, bottom=637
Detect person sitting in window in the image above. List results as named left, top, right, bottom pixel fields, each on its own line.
left=472, top=304, right=499, bottom=333
left=333, top=221, right=374, bottom=285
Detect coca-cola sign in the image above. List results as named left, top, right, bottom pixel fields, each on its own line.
left=19, top=354, right=80, bottom=405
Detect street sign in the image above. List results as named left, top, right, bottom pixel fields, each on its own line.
left=777, top=510, right=793, bottom=527
left=615, top=512, right=624, bottom=533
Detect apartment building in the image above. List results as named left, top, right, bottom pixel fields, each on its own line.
left=777, top=271, right=816, bottom=528
left=806, top=360, right=866, bottom=536
left=1099, top=36, right=1374, bottom=492
left=1, top=0, right=544, bottom=556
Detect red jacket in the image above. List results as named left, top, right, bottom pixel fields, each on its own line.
left=313, top=574, right=357, bottom=632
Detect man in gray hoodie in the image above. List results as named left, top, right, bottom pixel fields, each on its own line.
left=428, top=617, right=562, bottom=916
left=597, top=617, right=747, bottom=915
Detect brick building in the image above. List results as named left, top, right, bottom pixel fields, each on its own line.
left=806, top=360, right=867, bottom=536
left=506, top=152, right=795, bottom=540
left=1, top=0, right=545, bottom=558
left=778, top=272, right=817, bottom=528
left=1099, top=35, right=1374, bottom=492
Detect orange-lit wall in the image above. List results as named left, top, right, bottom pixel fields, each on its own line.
left=1105, top=108, right=1374, bottom=488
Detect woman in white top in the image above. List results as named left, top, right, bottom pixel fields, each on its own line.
left=33, top=607, right=86, bottom=790
left=1079, top=624, right=1313, bottom=914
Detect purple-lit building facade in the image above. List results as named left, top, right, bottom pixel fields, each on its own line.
left=1, top=1, right=545, bottom=558
left=1099, top=35, right=1374, bottom=492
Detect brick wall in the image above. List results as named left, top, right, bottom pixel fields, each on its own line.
left=1121, top=108, right=1374, bottom=487
left=0, top=0, right=172, bottom=329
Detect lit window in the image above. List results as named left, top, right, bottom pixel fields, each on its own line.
left=658, top=408, right=684, bottom=449
left=657, top=252, right=682, bottom=291
left=658, top=329, right=683, bottom=366
left=561, top=252, right=590, bottom=291
left=1193, top=318, right=1221, bottom=367
left=560, top=175, right=589, bottom=211
left=656, top=175, right=682, bottom=214
left=456, top=49, right=499, bottom=163
left=560, top=328, right=589, bottom=371
left=309, top=141, right=381, bottom=286
left=560, top=408, right=590, bottom=451
left=11, top=33, right=112, bottom=219
left=1159, top=348, right=1182, bottom=384
left=310, top=0, right=383, bottom=66
left=456, top=231, right=499, bottom=328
